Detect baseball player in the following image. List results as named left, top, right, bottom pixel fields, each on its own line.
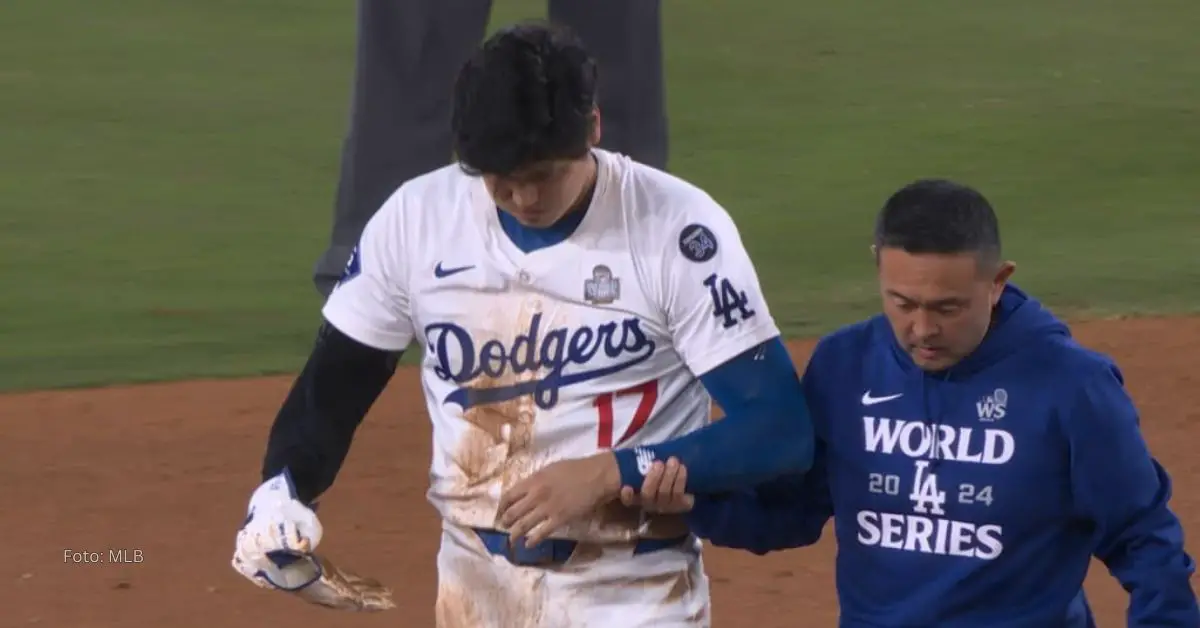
left=625, top=179, right=1200, bottom=626
left=231, top=21, right=814, bottom=627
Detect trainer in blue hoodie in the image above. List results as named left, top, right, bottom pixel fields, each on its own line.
left=625, top=179, right=1199, bottom=626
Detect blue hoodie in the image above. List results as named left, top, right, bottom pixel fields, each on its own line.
left=687, top=285, right=1199, bottom=627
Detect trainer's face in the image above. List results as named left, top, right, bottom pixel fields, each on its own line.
left=485, top=111, right=602, bottom=228
left=876, top=247, right=1015, bottom=371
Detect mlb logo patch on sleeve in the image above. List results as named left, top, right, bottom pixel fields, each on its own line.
left=339, top=245, right=362, bottom=284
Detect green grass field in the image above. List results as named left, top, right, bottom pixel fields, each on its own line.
left=3, top=0, right=1199, bottom=391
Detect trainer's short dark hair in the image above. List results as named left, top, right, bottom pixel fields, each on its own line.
left=874, top=178, right=1002, bottom=264
left=451, top=20, right=598, bottom=177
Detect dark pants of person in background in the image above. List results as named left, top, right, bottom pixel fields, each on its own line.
left=313, top=0, right=668, bottom=298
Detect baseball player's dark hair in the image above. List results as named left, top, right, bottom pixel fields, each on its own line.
left=451, top=20, right=598, bottom=177
left=873, top=178, right=1002, bottom=266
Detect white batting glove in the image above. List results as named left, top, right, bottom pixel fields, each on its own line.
left=231, top=470, right=325, bottom=592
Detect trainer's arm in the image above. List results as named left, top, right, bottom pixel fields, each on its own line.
left=1067, top=365, right=1200, bottom=626
left=619, top=199, right=816, bottom=494
left=685, top=439, right=833, bottom=554
left=613, top=336, right=815, bottom=494
left=261, top=321, right=400, bottom=504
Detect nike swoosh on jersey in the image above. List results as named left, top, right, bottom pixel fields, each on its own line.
left=434, top=262, right=475, bottom=278
left=861, top=391, right=904, bottom=406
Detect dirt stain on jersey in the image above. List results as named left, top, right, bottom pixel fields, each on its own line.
left=452, top=392, right=531, bottom=486
left=557, top=500, right=690, bottom=543
left=447, top=298, right=562, bottom=525
left=437, top=555, right=548, bottom=628
left=453, top=371, right=538, bottom=461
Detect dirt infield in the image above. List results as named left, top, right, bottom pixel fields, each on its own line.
left=3, top=316, right=1199, bottom=627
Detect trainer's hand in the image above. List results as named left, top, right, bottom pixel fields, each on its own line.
left=620, top=457, right=695, bottom=514
left=230, top=471, right=325, bottom=592
left=497, top=453, right=621, bottom=546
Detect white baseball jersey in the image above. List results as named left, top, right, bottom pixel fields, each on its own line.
left=322, top=149, right=780, bottom=542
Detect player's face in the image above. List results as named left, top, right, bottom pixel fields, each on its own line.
left=876, top=247, right=1016, bottom=371
left=484, top=155, right=597, bottom=228
left=484, top=110, right=602, bottom=228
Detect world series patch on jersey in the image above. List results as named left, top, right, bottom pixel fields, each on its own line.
left=321, top=149, right=780, bottom=542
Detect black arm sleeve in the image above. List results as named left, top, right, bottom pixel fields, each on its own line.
left=261, top=319, right=401, bottom=504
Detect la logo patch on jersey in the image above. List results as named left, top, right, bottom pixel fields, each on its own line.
left=584, top=265, right=620, bottom=304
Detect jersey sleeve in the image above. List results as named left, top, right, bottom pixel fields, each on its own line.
left=320, top=191, right=415, bottom=352
left=661, top=198, right=780, bottom=376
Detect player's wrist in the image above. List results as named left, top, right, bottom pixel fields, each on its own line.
left=592, top=452, right=623, bottom=498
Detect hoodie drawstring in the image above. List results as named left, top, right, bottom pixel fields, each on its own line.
left=924, top=369, right=954, bottom=471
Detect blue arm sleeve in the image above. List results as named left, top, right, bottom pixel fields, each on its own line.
left=1067, top=365, right=1199, bottom=626
left=612, top=336, right=815, bottom=494
left=684, top=439, right=833, bottom=554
